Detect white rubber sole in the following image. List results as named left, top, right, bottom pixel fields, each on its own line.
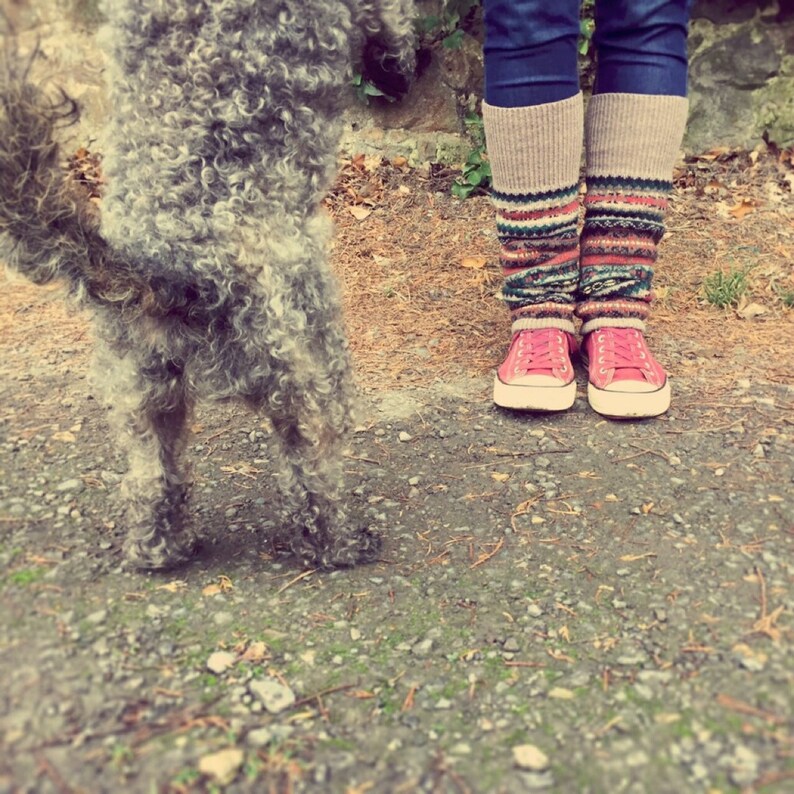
left=587, top=380, right=671, bottom=418
left=493, top=375, right=577, bottom=412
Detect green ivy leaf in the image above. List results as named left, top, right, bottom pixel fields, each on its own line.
left=452, top=181, right=474, bottom=199
left=442, top=29, right=465, bottom=50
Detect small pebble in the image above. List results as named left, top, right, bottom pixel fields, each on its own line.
left=207, top=651, right=236, bottom=675
left=249, top=679, right=296, bottom=714
left=198, top=748, right=244, bottom=786
left=513, top=744, right=550, bottom=772
left=247, top=728, right=273, bottom=748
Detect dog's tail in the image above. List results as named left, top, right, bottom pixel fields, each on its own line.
left=0, top=65, right=164, bottom=313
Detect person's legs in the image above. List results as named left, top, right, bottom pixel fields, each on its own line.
left=577, top=0, right=691, bottom=418
left=484, top=0, right=584, bottom=411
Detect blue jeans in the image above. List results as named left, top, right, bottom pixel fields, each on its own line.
left=484, top=0, right=692, bottom=106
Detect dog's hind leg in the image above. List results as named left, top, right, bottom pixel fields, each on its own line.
left=95, top=325, right=196, bottom=570
left=269, top=401, right=382, bottom=570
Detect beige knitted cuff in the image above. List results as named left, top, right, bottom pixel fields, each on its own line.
left=585, top=93, right=689, bottom=180
left=511, top=317, right=576, bottom=335
left=580, top=316, right=646, bottom=335
left=483, top=93, right=584, bottom=194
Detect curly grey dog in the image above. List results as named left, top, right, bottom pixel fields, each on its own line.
left=0, top=0, right=415, bottom=570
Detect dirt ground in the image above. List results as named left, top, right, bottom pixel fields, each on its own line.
left=0, top=150, right=792, bottom=793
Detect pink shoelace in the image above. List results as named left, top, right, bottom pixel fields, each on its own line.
left=512, top=329, right=570, bottom=377
left=592, top=328, right=653, bottom=380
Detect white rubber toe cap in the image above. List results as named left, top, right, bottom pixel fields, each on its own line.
left=588, top=379, right=671, bottom=418
left=493, top=374, right=577, bottom=412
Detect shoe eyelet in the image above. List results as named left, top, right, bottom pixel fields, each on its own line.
left=599, top=367, right=607, bottom=374
left=597, top=335, right=605, bottom=343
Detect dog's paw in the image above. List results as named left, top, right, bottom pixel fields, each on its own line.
left=293, top=525, right=383, bottom=570
left=350, top=526, right=382, bottom=564
left=123, top=533, right=199, bottom=571
left=320, top=526, right=382, bottom=569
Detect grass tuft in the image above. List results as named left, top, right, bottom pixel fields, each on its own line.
left=702, top=266, right=752, bottom=308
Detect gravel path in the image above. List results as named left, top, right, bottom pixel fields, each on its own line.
left=1, top=349, right=792, bottom=793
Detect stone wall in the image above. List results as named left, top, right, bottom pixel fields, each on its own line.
left=353, top=0, right=794, bottom=158
left=4, top=0, right=793, bottom=164
left=687, top=0, right=794, bottom=151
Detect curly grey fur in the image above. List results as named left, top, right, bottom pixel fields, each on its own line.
left=0, top=0, right=415, bottom=570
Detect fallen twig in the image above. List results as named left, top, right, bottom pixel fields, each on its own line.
left=716, top=693, right=785, bottom=725
left=276, top=569, right=316, bottom=594
left=469, top=537, right=505, bottom=569
left=35, top=753, right=73, bottom=794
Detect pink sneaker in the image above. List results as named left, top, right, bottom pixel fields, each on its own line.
left=583, top=327, right=671, bottom=418
left=493, top=328, right=577, bottom=411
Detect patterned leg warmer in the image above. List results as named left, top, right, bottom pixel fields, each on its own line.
left=576, top=93, right=689, bottom=334
left=483, top=94, right=584, bottom=334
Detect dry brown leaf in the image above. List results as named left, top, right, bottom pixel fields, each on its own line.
left=156, top=580, right=187, bottom=593
left=347, top=205, right=372, bottom=221
left=491, top=472, right=510, bottom=483
left=700, top=146, right=733, bottom=161
left=202, top=584, right=222, bottom=597
left=241, top=641, right=268, bottom=662
left=732, top=642, right=768, bottom=668
left=728, top=198, right=756, bottom=220
left=460, top=256, right=488, bottom=270
left=737, top=302, right=768, bottom=320
left=51, top=431, right=77, bottom=443
left=752, top=605, right=785, bottom=642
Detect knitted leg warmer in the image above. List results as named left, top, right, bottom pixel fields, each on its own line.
left=576, top=93, right=689, bottom=334
left=483, top=94, right=583, bottom=334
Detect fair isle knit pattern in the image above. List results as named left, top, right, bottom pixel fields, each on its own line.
left=482, top=95, right=584, bottom=332
left=577, top=93, right=689, bottom=334
left=493, top=185, right=580, bottom=325
left=576, top=175, right=672, bottom=328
